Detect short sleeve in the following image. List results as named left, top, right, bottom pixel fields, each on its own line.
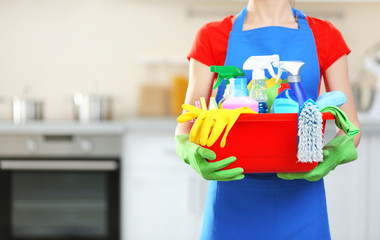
left=187, top=24, right=216, bottom=66
left=323, top=21, right=351, bottom=73
left=187, top=16, right=233, bottom=67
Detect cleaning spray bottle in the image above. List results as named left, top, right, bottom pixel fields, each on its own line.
left=219, top=78, right=234, bottom=108
left=243, top=55, right=280, bottom=113
left=273, top=61, right=307, bottom=108
left=222, top=78, right=259, bottom=112
left=210, top=66, right=245, bottom=108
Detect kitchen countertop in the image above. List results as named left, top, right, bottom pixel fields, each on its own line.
left=0, top=117, right=177, bottom=135
left=123, top=117, right=177, bottom=132
left=0, top=117, right=378, bottom=134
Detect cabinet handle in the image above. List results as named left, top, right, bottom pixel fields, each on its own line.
left=0, top=160, right=118, bottom=171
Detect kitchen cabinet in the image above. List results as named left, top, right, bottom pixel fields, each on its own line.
left=323, top=122, right=380, bottom=240
left=122, top=128, right=207, bottom=240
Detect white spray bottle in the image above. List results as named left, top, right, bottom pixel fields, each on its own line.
left=243, top=54, right=280, bottom=113
left=273, top=61, right=307, bottom=108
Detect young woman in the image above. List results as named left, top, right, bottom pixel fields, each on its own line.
left=175, top=0, right=361, bottom=239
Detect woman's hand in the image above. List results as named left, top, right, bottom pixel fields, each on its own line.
left=175, top=134, right=245, bottom=181
left=277, top=135, right=358, bottom=181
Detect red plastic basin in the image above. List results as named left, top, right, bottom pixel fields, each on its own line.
left=206, top=112, right=335, bottom=173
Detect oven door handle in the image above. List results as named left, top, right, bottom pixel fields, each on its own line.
left=0, top=160, right=118, bottom=171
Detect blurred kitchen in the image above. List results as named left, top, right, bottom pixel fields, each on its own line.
left=0, top=0, right=379, bottom=239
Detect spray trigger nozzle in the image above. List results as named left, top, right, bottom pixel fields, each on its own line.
left=273, top=61, right=305, bottom=82
left=243, top=54, right=280, bottom=81
left=210, top=66, right=245, bottom=89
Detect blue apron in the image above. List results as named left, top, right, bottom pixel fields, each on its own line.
left=200, top=7, right=331, bottom=240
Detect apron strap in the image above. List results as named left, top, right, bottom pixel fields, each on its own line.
left=231, top=6, right=247, bottom=32
left=292, top=7, right=309, bottom=30
left=232, top=6, right=309, bottom=32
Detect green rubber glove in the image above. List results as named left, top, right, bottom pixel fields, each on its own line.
left=277, top=135, right=358, bottom=181
left=175, top=134, right=245, bottom=181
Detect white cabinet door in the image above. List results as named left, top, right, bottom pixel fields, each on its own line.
left=324, top=123, right=369, bottom=240
left=124, top=170, right=202, bottom=240
left=121, top=131, right=207, bottom=240
left=368, top=133, right=380, bottom=239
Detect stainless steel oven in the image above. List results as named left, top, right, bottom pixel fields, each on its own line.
left=0, top=134, right=121, bottom=240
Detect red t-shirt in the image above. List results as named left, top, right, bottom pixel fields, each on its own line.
left=188, top=15, right=350, bottom=76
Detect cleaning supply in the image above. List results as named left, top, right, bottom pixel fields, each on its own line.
left=200, top=97, right=208, bottom=110
left=266, top=77, right=283, bottom=89
left=243, top=55, right=280, bottom=113
left=321, top=105, right=360, bottom=136
left=211, top=65, right=245, bottom=89
left=190, top=100, right=203, bottom=123
left=248, top=76, right=280, bottom=90
left=277, top=83, right=290, bottom=94
left=297, top=99, right=324, bottom=163
left=277, top=135, right=358, bottom=181
left=175, top=134, right=244, bottom=181
left=219, top=78, right=234, bottom=108
left=210, top=66, right=245, bottom=107
left=272, top=88, right=299, bottom=113
left=178, top=105, right=256, bottom=148
left=250, top=78, right=268, bottom=113
left=274, top=61, right=308, bottom=108
left=266, top=82, right=282, bottom=113
left=192, top=107, right=256, bottom=148
left=177, top=104, right=205, bottom=123
left=266, top=80, right=288, bottom=111
left=195, top=100, right=201, bottom=109
left=316, top=91, right=347, bottom=109
left=222, top=78, right=259, bottom=111
left=208, top=97, right=219, bottom=110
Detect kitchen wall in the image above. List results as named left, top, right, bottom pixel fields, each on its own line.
left=0, top=0, right=379, bottom=120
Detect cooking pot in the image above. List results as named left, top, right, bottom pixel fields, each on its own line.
left=12, top=96, right=44, bottom=124
left=73, top=92, right=113, bottom=123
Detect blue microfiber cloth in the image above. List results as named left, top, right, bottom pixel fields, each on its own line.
left=316, top=91, right=347, bottom=109
left=297, top=99, right=324, bottom=163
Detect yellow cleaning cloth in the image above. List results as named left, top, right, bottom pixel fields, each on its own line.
left=266, top=77, right=282, bottom=88
left=248, top=77, right=282, bottom=90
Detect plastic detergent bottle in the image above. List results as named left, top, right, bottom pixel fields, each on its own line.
left=218, top=78, right=234, bottom=108
left=272, top=83, right=299, bottom=113
left=222, top=78, right=259, bottom=112
left=277, top=83, right=290, bottom=94
left=243, top=55, right=280, bottom=113
left=273, top=61, right=307, bottom=108
left=210, top=65, right=245, bottom=108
